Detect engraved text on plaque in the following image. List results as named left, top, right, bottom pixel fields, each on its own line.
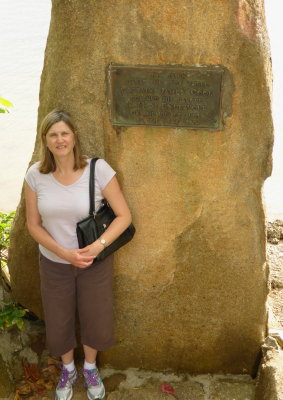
left=108, top=65, right=224, bottom=129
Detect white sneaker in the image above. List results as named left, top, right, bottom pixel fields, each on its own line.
left=82, top=367, right=105, bottom=400
left=55, top=366, right=77, bottom=400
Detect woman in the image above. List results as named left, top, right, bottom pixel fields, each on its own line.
left=25, top=109, right=132, bottom=400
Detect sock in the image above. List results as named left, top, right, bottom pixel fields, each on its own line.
left=84, top=360, right=96, bottom=370
left=63, top=361, right=75, bottom=372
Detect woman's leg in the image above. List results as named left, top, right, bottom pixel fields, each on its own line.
left=78, top=256, right=115, bottom=400
left=61, top=349, right=75, bottom=365
left=83, top=345, right=97, bottom=363
left=39, top=255, right=78, bottom=400
left=39, top=254, right=77, bottom=357
left=82, top=344, right=104, bottom=399
left=77, top=255, right=115, bottom=351
left=56, top=348, right=77, bottom=400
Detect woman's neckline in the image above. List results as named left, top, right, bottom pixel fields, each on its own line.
left=50, top=159, right=90, bottom=187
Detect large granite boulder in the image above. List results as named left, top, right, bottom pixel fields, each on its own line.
left=9, top=0, right=273, bottom=374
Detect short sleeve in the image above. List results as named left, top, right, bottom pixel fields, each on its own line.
left=24, top=162, right=40, bottom=192
left=96, top=159, right=116, bottom=190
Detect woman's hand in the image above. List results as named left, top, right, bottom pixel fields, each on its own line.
left=63, top=241, right=103, bottom=269
left=61, top=248, right=96, bottom=268
left=77, top=240, right=104, bottom=260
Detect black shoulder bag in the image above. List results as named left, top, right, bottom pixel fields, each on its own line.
left=76, top=158, right=135, bottom=262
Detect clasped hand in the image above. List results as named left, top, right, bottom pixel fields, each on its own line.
left=62, top=240, right=103, bottom=268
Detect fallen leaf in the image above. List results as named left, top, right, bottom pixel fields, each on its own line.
left=23, top=360, right=40, bottom=381
left=36, top=378, right=54, bottom=390
left=42, top=364, right=61, bottom=374
left=34, top=383, right=46, bottom=396
left=23, top=360, right=31, bottom=380
left=47, top=356, right=60, bottom=365
left=13, top=389, right=22, bottom=400
left=16, top=381, right=33, bottom=397
left=161, top=382, right=177, bottom=398
left=30, top=364, right=40, bottom=381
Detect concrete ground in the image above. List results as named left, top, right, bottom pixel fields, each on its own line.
left=38, top=367, right=256, bottom=400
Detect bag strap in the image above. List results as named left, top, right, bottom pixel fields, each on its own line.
left=89, top=158, right=99, bottom=216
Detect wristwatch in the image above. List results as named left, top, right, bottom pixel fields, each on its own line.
left=99, top=238, right=107, bottom=249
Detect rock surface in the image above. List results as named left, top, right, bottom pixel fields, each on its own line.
left=255, top=244, right=283, bottom=400
left=210, top=380, right=255, bottom=400
left=9, top=0, right=272, bottom=373
left=0, top=320, right=46, bottom=398
left=255, top=348, right=283, bottom=400
left=267, top=220, right=283, bottom=245
left=267, top=242, right=283, bottom=328
left=0, top=355, right=13, bottom=398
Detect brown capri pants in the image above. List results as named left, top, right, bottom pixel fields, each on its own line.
left=39, top=253, right=115, bottom=358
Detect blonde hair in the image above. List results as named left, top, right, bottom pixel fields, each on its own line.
left=39, top=109, right=87, bottom=173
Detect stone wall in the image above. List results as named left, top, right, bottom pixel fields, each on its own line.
left=9, top=0, right=273, bottom=374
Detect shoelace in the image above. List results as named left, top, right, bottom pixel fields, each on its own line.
left=84, top=369, right=101, bottom=387
left=58, top=368, right=71, bottom=389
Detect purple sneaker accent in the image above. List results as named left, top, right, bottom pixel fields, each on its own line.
left=83, top=368, right=105, bottom=400
left=55, top=367, right=77, bottom=400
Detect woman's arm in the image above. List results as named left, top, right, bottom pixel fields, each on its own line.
left=101, top=176, right=132, bottom=243
left=25, top=183, right=95, bottom=268
left=79, top=176, right=132, bottom=257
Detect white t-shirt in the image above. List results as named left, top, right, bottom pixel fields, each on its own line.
left=25, top=158, right=116, bottom=263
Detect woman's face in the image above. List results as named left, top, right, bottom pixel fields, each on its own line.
left=45, top=121, right=75, bottom=158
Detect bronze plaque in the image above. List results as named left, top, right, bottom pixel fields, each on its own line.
left=108, top=64, right=224, bottom=129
